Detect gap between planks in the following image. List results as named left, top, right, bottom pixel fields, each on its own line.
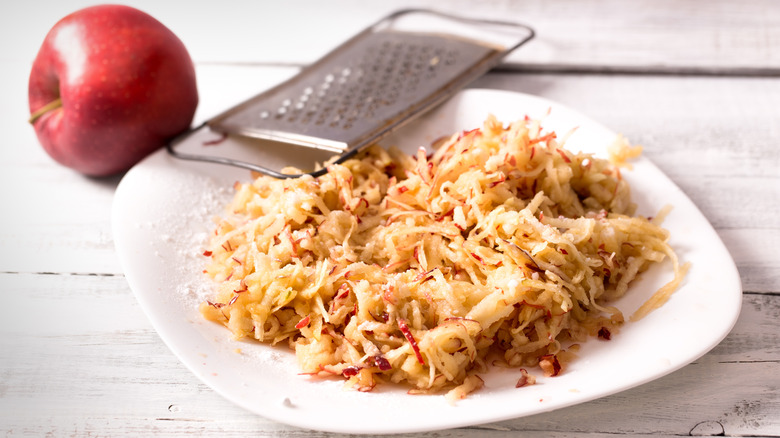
left=0, top=270, right=122, bottom=277
left=193, top=60, right=780, bottom=78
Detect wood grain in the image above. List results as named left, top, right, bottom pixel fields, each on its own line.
left=4, top=67, right=777, bottom=292
left=0, top=273, right=776, bottom=436
left=4, top=0, right=780, bottom=72
left=1, top=0, right=778, bottom=436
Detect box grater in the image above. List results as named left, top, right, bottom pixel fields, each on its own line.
left=167, top=9, right=534, bottom=178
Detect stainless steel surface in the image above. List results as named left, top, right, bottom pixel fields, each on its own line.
left=183, top=9, right=534, bottom=177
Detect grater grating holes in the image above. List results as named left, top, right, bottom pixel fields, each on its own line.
left=195, top=10, right=536, bottom=178
left=257, top=36, right=458, bottom=132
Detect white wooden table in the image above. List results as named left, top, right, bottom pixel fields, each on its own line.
left=2, top=1, right=778, bottom=436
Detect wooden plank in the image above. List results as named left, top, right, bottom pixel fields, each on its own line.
left=3, top=1, right=779, bottom=436
left=3, top=0, right=779, bottom=73
left=474, top=73, right=780, bottom=182
left=720, top=229, right=780, bottom=294
left=5, top=66, right=779, bottom=287
left=0, top=63, right=297, bottom=276
left=492, top=361, right=780, bottom=437
left=474, top=71, right=780, bottom=293
left=0, top=273, right=777, bottom=436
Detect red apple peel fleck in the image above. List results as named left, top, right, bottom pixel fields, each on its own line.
left=398, top=319, right=425, bottom=365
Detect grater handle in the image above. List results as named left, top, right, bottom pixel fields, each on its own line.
left=164, top=122, right=359, bottom=179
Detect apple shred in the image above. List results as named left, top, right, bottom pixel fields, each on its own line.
left=200, top=114, right=687, bottom=396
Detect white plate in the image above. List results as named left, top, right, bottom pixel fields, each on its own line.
left=113, top=89, right=742, bottom=434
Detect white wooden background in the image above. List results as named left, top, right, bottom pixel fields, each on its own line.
left=1, top=0, right=779, bottom=436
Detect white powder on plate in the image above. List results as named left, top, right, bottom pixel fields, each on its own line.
left=143, top=170, right=235, bottom=308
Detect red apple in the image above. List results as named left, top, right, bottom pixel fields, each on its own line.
left=28, top=4, right=198, bottom=177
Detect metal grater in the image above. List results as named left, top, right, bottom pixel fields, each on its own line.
left=167, top=9, right=534, bottom=178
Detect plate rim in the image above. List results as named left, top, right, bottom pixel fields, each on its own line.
left=113, top=88, right=742, bottom=434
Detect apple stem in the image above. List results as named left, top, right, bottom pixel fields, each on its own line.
left=28, top=98, right=63, bottom=124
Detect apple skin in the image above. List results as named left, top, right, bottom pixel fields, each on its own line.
left=28, top=4, right=198, bottom=177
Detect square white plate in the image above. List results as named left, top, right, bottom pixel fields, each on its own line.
left=113, top=89, right=741, bottom=434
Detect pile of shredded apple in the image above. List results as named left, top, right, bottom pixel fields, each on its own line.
left=200, top=114, right=687, bottom=400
